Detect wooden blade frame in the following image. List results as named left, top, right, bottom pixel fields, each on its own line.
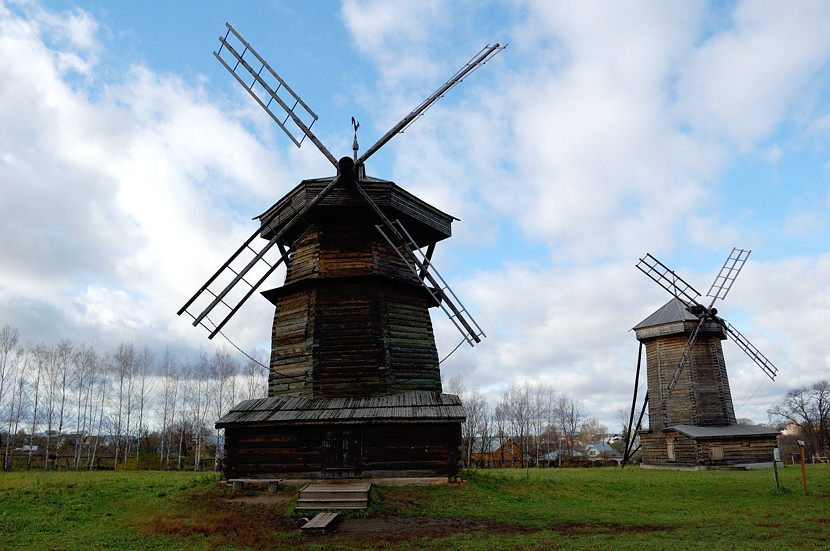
left=182, top=24, right=502, bottom=342
left=347, top=175, right=484, bottom=345
left=666, top=317, right=705, bottom=395
left=636, top=254, right=706, bottom=311
left=215, top=23, right=338, bottom=168
left=178, top=175, right=342, bottom=338
left=357, top=42, right=506, bottom=165
left=638, top=248, right=777, bottom=395
left=726, top=322, right=778, bottom=381
left=706, top=247, right=750, bottom=305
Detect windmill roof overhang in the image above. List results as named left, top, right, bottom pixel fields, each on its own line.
left=633, top=298, right=726, bottom=341
left=257, top=175, right=457, bottom=246
left=665, top=424, right=781, bottom=440
left=215, top=390, right=465, bottom=428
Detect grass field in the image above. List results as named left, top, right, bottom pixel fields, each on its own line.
left=0, top=464, right=827, bottom=550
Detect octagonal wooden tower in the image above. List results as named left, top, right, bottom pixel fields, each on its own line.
left=215, top=172, right=466, bottom=480
left=259, top=175, right=451, bottom=398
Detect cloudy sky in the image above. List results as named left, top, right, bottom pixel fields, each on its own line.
left=2, top=0, right=829, bottom=429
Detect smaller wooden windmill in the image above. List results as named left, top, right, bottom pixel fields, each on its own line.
left=623, top=248, right=781, bottom=469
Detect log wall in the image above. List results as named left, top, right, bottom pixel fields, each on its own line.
left=640, top=431, right=778, bottom=468
left=222, top=421, right=462, bottom=479
left=267, top=222, right=441, bottom=398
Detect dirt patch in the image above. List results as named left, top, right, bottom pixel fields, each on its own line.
left=225, top=493, right=294, bottom=507
left=334, top=516, right=537, bottom=541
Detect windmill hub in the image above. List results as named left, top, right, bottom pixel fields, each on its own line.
left=338, top=156, right=354, bottom=178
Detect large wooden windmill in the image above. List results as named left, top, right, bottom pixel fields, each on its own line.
left=178, top=24, right=501, bottom=479
left=623, top=248, right=781, bottom=469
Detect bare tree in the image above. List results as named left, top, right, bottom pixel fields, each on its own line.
left=242, top=353, right=268, bottom=400
left=27, top=344, right=44, bottom=470
left=447, top=375, right=491, bottom=468
left=3, top=347, right=26, bottom=470
left=40, top=343, right=60, bottom=470
left=157, top=348, right=179, bottom=469
left=72, top=344, right=98, bottom=470
left=211, top=347, right=237, bottom=470
left=0, top=325, right=19, bottom=428
left=112, top=342, right=137, bottom=468
left=769, top=379, right=830, bottom=455
left=578, top=417, right=609, bottom=448
left=554, top=394, right=584, bottom=457
left=498, top=381, right=532, bottom=467
left=53, top=341, right=74, bottom=469
left=133, top=346, right=155, bottom=462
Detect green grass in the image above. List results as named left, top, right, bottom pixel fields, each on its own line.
left=0, top=465, right=828, bottom=550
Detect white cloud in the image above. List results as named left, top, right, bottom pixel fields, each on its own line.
left=2, top=1, right=829, bottom=432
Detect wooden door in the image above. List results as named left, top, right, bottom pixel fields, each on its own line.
left=321, top=430, right=361, bottom=477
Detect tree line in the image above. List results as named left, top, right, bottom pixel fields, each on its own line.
left=446, top=376, right=617, bottom=468
left=0, top=324, right=267, bottom=471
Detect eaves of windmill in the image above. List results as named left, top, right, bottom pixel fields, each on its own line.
left=178, top=23, right=503, bottom=480
left=623, top=248, right=781, bottom=470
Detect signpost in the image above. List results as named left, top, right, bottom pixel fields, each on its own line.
left=797, top=440, right=808, bottom=494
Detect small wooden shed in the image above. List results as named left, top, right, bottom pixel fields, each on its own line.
left=216, top=390, right=464, bottom=479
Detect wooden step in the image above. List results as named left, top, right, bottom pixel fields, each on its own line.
left=296, top=482, right=371, bottom=510
left=301, top=512, right=340, bottom=534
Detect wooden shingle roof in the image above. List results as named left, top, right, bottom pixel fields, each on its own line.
left=216, top=390, right=464, bottom=428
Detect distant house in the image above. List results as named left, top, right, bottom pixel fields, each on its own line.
left=538, top=449, right=584, bottom=466
left=471, top=438, right=523, bottom=467
left=584, top=443, right=623, bottom=463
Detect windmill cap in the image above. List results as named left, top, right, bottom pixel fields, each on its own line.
left=633, top=298, right=726, bottom=341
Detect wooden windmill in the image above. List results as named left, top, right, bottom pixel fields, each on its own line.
left=178, top=24, right=502, bottom=480
left=623, top=248, right=781, bottom=469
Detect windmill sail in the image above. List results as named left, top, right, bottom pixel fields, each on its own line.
left=726, top=322, right=778, bottom=380
left=637, top=249, right=778, bottom=390
left=376, top=219, right=485, bottom=345
left=357, top=42, right=505, bottom=165
left=181, top=24, right=501, bottom=345
left=178, top=174, right=343, bottom=338
left=636, top=254, right=705, bottom=310
left=215, top=23, right=338, bottom=167
left=706, top=247, right=750, bottom=303
left=666, top=317, right=705, bottom=394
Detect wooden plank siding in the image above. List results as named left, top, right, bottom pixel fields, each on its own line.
left=642, top=328, right=735, bottom=430
left=221, top=422, right=462, bottom=480
left=263, top=222, right=442, bottom=398
left=639, top=430, right=778, bottom=468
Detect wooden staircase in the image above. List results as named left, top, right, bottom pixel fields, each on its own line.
left=296, top=482, right=371, bottom=510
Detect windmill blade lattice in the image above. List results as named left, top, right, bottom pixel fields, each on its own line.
left=376, top=219, right=484, bottom=345
left=215, top=23, right=338, bottom=167
left=344, top=175, right=484, bottom=344
left=636, top=254, right=705, bottom=310
left=706, top=247, right=750, bottom=305
left=637, top=248, right=779, bottom=392
left=357, top=42, right=505, bottom=165
left=725, top=322, right=778, bottom=381
left=182, top=24, right=499, bottom=346
left=178, top=173, right=344, bottom=338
